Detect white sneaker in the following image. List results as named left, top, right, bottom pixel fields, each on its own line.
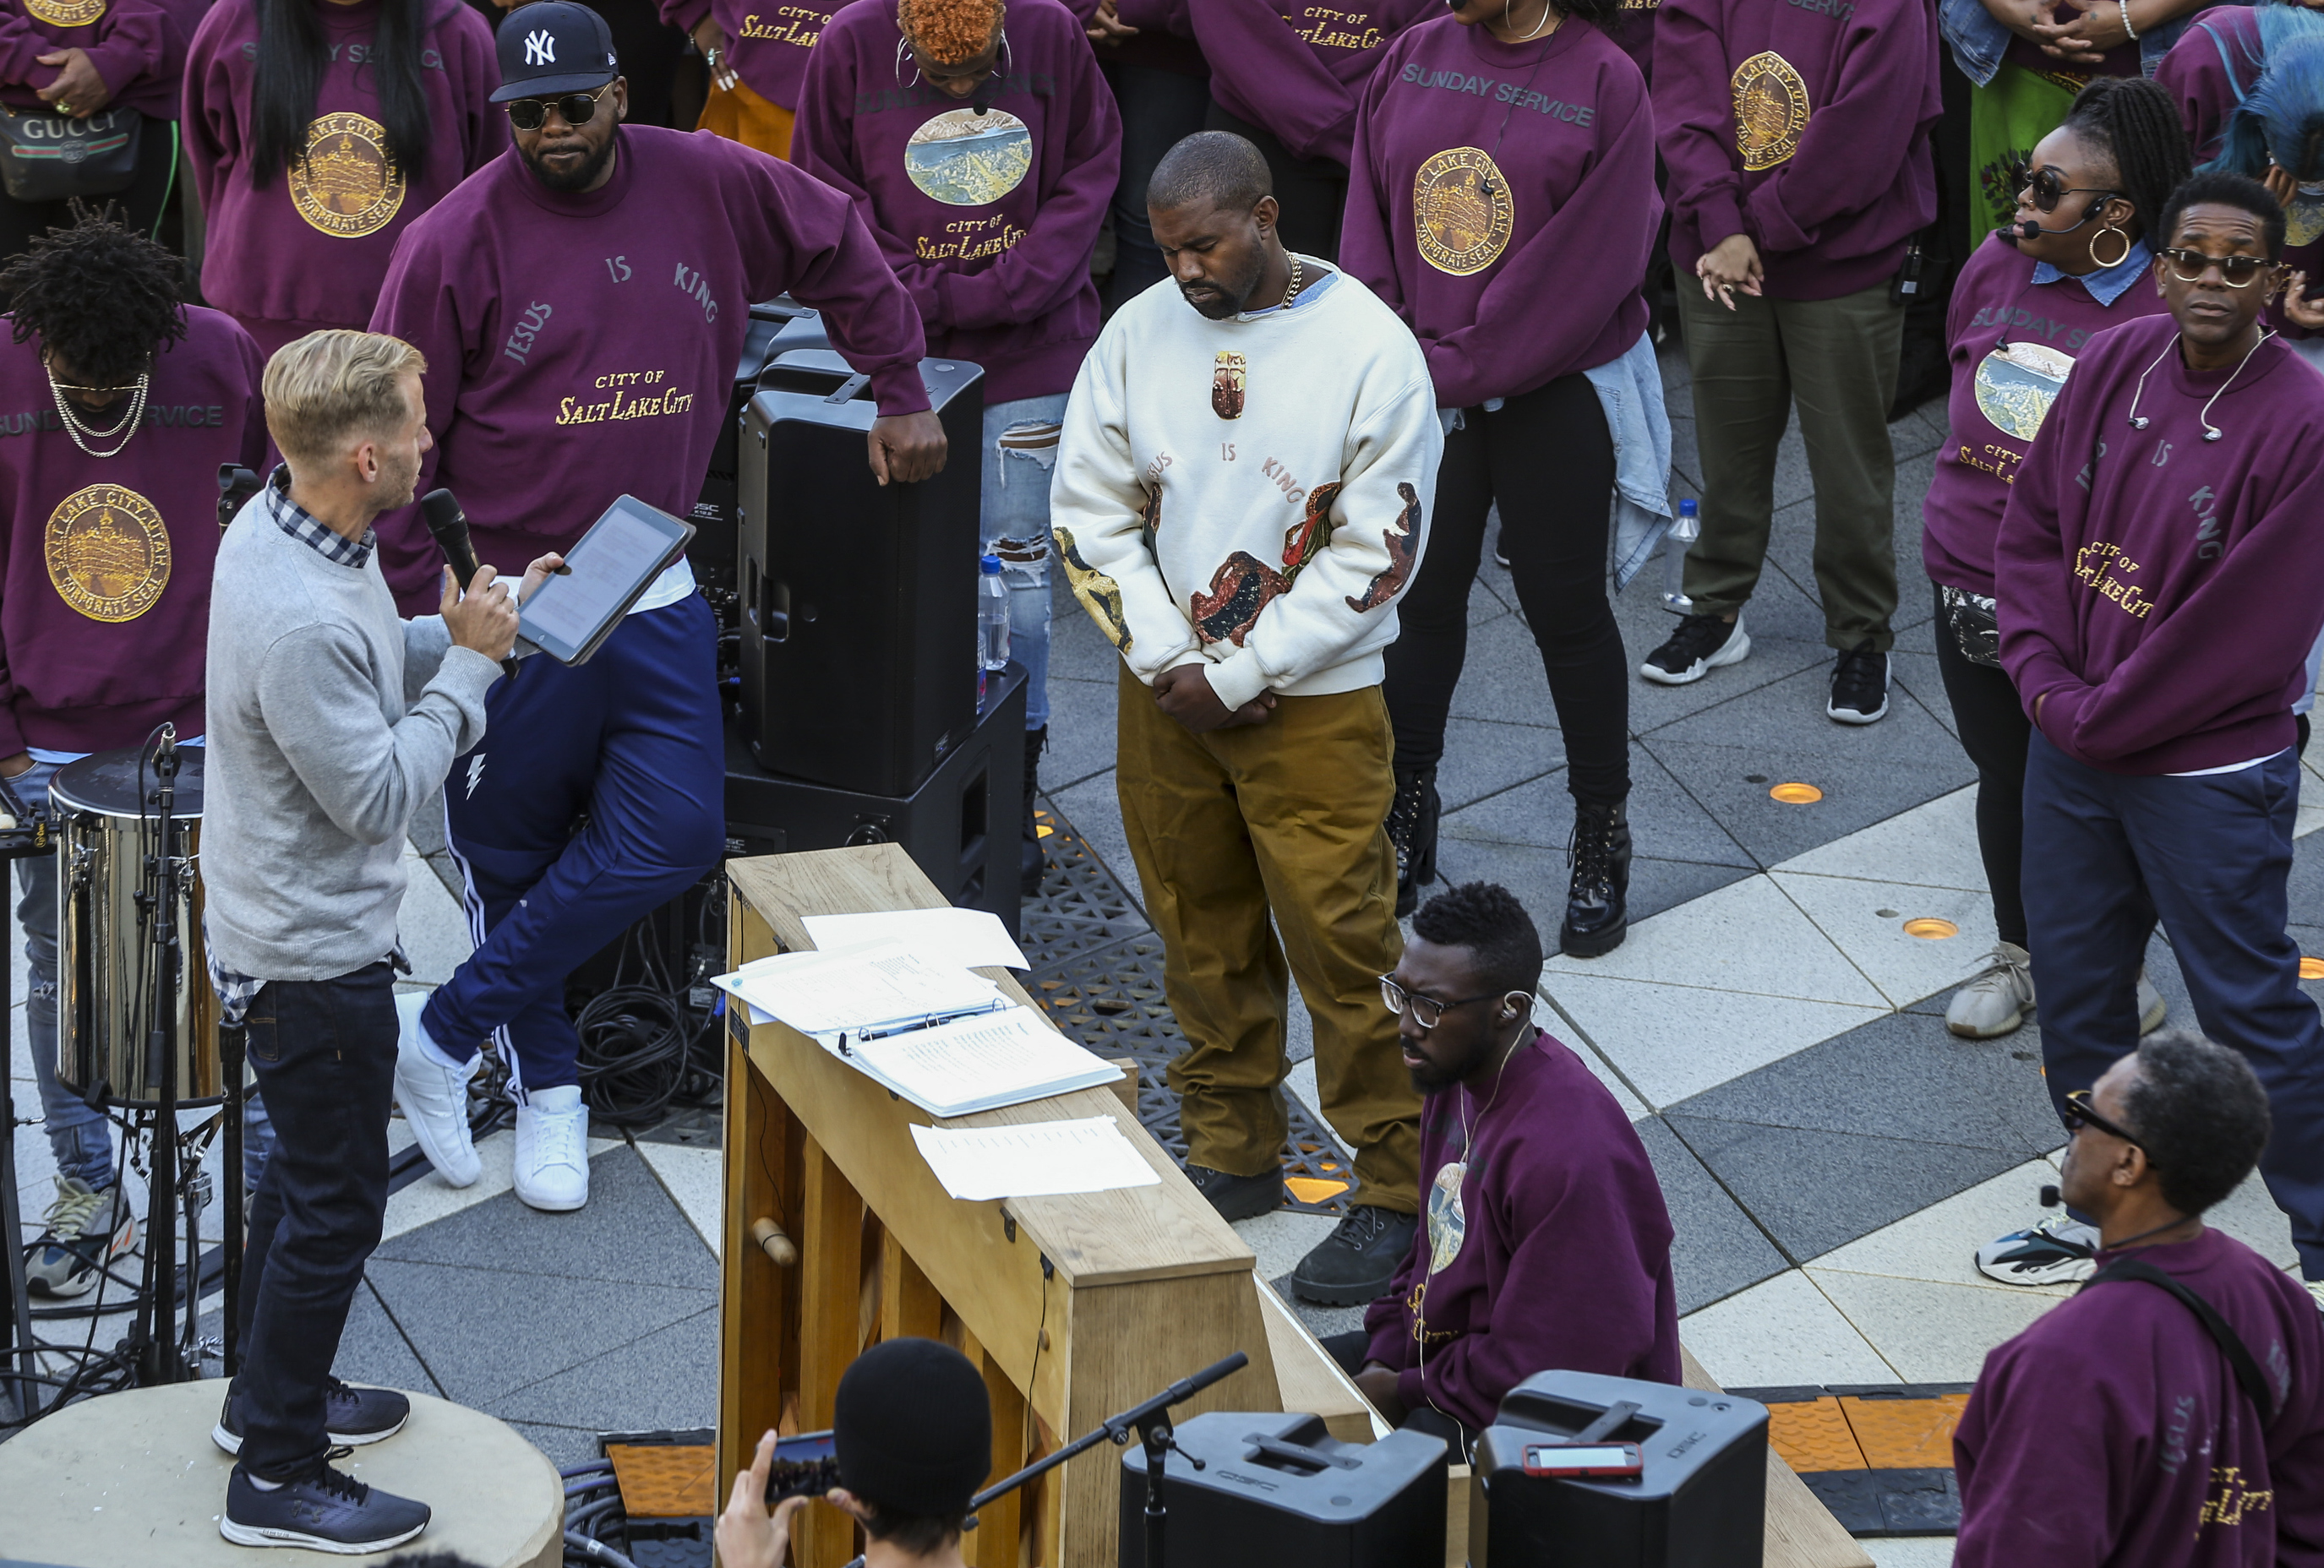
left=1948, top=942, right=2034, bottom=1039
left=2307, top=1279, right=2323, bottom=1315
left=391, top=990, right=481, bottom=1188
left=1976, top=1214, right=2100, bottom=1286
left=2137, top=969, right=2167, bottom=1035
left=514, top=1086, right=590, bottom=1212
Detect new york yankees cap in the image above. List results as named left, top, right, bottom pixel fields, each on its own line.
left=491, top=1, right=619, bottom=102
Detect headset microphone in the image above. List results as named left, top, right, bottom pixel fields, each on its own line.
left=421, top=487, right=521, bottom=681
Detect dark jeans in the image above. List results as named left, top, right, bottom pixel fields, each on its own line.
left=234, top=962, right=397, bottom=1478
left=2021, top=734, right=2324, bottom=1278
left=1202, top=101, right=1346, bottom=262
left=1930, top=583, right=2031, bottom=947
left=1382, top=375, right=1631, bottom=805
left=1319, top=1330, right=1480, bottom=1454
left=1104, top=61, right=1212, bottom=313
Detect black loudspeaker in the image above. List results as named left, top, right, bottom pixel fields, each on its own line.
left=1117, top=1411, right=1448, bottom=1568
left=1470, top=1372, right=1768, bottom=1568
left=693, top=299, right=831, bottom=610
left=737, top=346, right=985, bottom=796
left=724, top=664, right=1025, bottom=935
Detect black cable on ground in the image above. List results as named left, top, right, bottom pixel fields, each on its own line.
left=573, top=884, right=726, bottom=1128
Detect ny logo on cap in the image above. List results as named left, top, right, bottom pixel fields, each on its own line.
left=525, top=29, right=555, bottom=64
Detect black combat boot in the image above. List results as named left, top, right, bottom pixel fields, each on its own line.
left=1561, top=798, right=1632, bottom=957
left=1386, top=765, right=1438, bottom=918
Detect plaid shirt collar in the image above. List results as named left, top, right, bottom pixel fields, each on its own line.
left=265, top=466, right=376, bottom=569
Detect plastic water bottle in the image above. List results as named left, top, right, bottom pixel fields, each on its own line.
left=1661, top=498, right=1700, bottom=615
left=978, top=553, right=1011, bottom=708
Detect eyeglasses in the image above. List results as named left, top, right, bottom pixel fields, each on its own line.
left=2064, top=1088, right=2145, bottom=1151
left=2010, top=162, right=2114, bottom=215
left=2157, top=247, right=2274, bottom=288
left=505, top=82, right=612, bottom=132
left=1377, top=973, right=1503, bottom=1032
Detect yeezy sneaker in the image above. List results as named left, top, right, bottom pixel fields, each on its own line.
left=1291, top=1205, right=1419, bottom=1306
left=2137, top=970, right=2168, bottom=1036
left=24, top=1175, right=134, bottom=1298
left=1827, top=640, right=1890, bottom=724
left=1976, top=1214, right=2100, bottom=1286
left=1948, top=943, right=2035, bottom=1039
left=1185, top=1165, right=1282, bottom=1222
left=514, top=1084, right=590, bottom=1211
left=1641, top=614, right=1749, bottom=686
left=391, top=990, right=481, bottom=1188
left=215, top=1379, right=411, bottom=1456
left=220, top=1452, right=429, bottom=1553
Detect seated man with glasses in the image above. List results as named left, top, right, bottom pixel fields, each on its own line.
left=1994, top=169, right=2324, bottom=1309
left=1319, top=882, right=1680, bottom=1447
left=1955, top=1031, right=2324, bottom=1565
left=367, top=0, right=947, bottom=1214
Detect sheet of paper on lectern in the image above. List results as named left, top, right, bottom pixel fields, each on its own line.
left=800, top=908, right=1030, bottom=972
left=910, top=1117, right=1163, bottom=1200
left=711, top=939, right=1002, bottom=1036
left=834, top=1005, right=1121, bottom=1118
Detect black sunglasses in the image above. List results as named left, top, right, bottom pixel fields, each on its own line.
left=2010, top=161, right=2115, bottom=215
left=2157, top=246, right=2275, bottom=288
left=2065, top=1088, right=2145, bottom=1152
left=1377, top=973, right=1503, bottom=1032
left=505, top=82, right=612, bottom=132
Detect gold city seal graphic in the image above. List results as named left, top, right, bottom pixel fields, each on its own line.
left=23, top=0, right=106, bottom=27
left=1412, top=147, right=1514, bottom=277
left=2288, top=194, right=2324, bottom=250
left=1732, top=51, right=1810, bottom=172
left=288, top=112, right=407, bottom=237
left=46, top=484, right=169, bottom=623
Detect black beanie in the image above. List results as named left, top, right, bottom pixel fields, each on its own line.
left=834, top=1338, right=993, bottom=1516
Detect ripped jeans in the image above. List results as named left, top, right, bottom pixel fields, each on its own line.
left=982, top=394, right=1066, bottom=731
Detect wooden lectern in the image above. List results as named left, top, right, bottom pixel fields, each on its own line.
left=718, top=846, right=1873, bottom=1568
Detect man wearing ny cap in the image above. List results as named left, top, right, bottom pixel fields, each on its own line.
left=369, top=0, right=946, bottom=1215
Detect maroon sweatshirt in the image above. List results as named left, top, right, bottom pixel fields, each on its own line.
left=1185, top=0, right=1436, bottom=166
left=2157, top=5, right=2323, bottom=342
left=0, top=307, right=265, bottom=756
left=185, top=0, right=505, bottom=361
left=1361, top=1032, right=1683, bottom=1431
left=1954, top=1229, right=2324, bottom=1568
left=1652, top=0, right=1939, bottom=300
left=0, top=0, right=181, bottom=120
left=1996, top=313, right=2324, bottom=773
left=1343, top=14, right=1657, bottom=409
left=657, top=0, right=834, bottom=112
left=368, top=125, right=930, bottom=611
left=1923, top=233, right=2168, bottom=597
left=792, top=0, right=1119, bottom=406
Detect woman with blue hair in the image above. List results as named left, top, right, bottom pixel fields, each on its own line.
left=2160, top=0, right=2324, bottom=362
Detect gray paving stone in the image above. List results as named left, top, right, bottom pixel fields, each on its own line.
left=364, top=1257, right=715, bottom=1407
left=1445, top=608, right=1561, bottom=727
left=1633, top=1115, right=1788, bottom=1315
left=372, top=1146, right=717, bottom=1293
left=1040, top=669, right=1119, bottom=794
left=336, top=1280, right=444, bottom=1398
left=1270, top=1272, right=1371, bottom=1344
left=506, top=1419, right=604, bottom=1468
left=484, top=1307, right=717, bottom=1436
left=1437, top=718, right=1563, bottom=814
left=1624, top=630, right=1836, bottom=738
left=1431, top=837, right=1754, bottom=940
left=1892, top=652, right=1956, bottom=739
left=1663, top=1115, right=2025, bottom=1262
left=1615, top=552, right=1833, bottom=656
left=1047, top=571, right=1121, bottom=683
left=1440, top=749, right=1754, bottom=870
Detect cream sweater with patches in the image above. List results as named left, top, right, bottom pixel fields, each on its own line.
left=1049, top=263, right=1442, bottom=711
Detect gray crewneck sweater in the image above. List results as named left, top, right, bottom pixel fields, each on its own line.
left=203, top=494, right=499, bottom=982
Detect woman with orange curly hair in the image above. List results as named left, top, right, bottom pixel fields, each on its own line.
left=796, top=0, right=1120, bottom=895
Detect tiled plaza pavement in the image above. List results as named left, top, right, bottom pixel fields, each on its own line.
left=11, top=346, right=2319, bottom=1565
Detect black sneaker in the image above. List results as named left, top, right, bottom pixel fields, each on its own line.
left=1290, top=1205, right=1419, bottom=1306
left=220, top=1451, right=430, bottom=1553
left=1562, top=799, right=1632, bottom=958
left=1387, top=766, right=1439, bottom=919
left=1827, top=640, right=1890, bottom=724
left=215, top=1380, right=412, bottom=1456
left=1641, top=614, right=1749, bottom=686
left=1185, top=1165, right=1282, bottom=1222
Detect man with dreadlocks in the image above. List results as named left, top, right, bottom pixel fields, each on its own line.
left=0, top=205, right=265, bottom=1298
left=2160, top=0, right=2324, bottom=369
left=795, top=0, right=1119, bottom=896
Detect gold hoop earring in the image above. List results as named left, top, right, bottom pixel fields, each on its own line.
left=2089, top=225, right=2132, bottom=270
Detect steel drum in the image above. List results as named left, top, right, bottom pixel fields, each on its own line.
left=53, top=747, right=219, bottom=1104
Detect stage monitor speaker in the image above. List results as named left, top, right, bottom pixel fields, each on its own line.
left=725, top=663, right=1025, bottom=935
left=738, top=346, right=984, bottom=797
left=1116, top=1411, right=1448, bottom=1568
left=692, top=300, right=830, bottom=610
left=1470, top=1371, right=1768, bottom=1568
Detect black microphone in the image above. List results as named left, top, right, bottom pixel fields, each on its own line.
left=421, top=487, right=519, bottom=680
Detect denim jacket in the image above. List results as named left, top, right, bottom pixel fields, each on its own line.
left=1937, top=0, right=2231, bottom=86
